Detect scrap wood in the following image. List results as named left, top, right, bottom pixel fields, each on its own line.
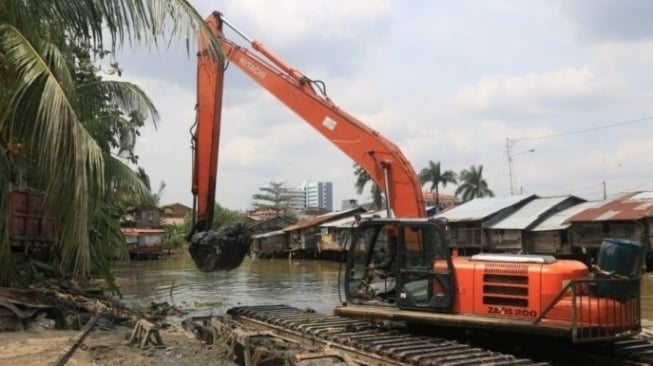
left=48, top=314, right=99, bottom=366
left=129, top=318, right=164, bottom=348
left=0, top=298, right=40, bottom=319
left=294, top=352, right=358, bottom=366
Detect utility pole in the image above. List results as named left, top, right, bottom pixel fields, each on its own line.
left=506, top=137, right=535, bottom=196
left=603, top=180, right=607, bottom=200
left=506, top=138, right=514, bottom=195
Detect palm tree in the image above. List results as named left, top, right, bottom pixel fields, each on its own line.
left=133, top=166, right=166, bottom=207
left=419, top=160, right=457, bottom=209
left=353, top=164, right=384, bottom=210
left=455, top=165, right=494, bottom=202
left=0, top=0, right=222, bottom=282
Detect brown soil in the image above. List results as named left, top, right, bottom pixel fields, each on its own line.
left=0, top=324, right=238, bottom=366
left=0, top=282, right=239, bottom=366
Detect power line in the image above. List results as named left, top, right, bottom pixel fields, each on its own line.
left=511, top=115, right=653, bottom=142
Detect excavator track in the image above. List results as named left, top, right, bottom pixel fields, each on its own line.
left=194, top=305, right=653, bottom=365
left=220, top=304, right=549, bottom=365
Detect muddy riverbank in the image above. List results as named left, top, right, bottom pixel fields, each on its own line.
left=0, top=250, right=343, bottom=366
left=0, top=324, right=238, bottom=366
left=1, top=250, right=653, bottom=365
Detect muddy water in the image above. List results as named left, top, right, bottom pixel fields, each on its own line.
left=114, top=251, right=344, bottom=315
left=114, top=251, right=653, bottom=321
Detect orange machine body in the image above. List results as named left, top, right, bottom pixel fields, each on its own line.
left=446, top=256, right=637, bottom=329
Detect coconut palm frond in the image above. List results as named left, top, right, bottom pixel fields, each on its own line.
left=146, top=0, right=223, bottom=57
left=1, top=0, right=224, bottom=281
left=1, top=24, right=106, bottom=277
left=1, top=26, right=103, bottom=180
left=87, top=199, right=126, bottom=295
left=13, top=1, right=220, bottom=57
left=42, top=1, right=149, bottom=50
left=77, top=79, right=160, bottom=126
left=106, top=156, right=152, bottom=201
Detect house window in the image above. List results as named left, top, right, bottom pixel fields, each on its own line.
left=602, top=223, right=610, bottom=235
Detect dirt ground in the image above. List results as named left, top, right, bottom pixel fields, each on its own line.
left=0, top=324, right=238, bottom=366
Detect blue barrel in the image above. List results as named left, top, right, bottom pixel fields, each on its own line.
left=595, top=238, right=645, bottom=301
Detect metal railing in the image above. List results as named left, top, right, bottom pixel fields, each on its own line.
left=535, top=277, right=641, bottom=343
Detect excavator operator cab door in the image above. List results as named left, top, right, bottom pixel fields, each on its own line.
left=344, top=220, right=455, bottom=312
left=396, top=221, right=455, bottom=312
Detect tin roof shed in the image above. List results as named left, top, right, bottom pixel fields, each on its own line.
left=569, top=191, right=653, bottom=222
left=435, top=194, right=535, bottom=223
left=251, top=230, right=286, bottom=239
left=319, top=210, right=388, bottom=228
left=487, top=195, right=585, bottom=230
left=531, top=201, right=602, bottom=231
left=283, top=207, right=365, bottom=231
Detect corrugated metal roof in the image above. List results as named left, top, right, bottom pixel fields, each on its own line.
left=531, top=201, right=602, bottom=231
left=320, top=210, right=388, bottom=228
left=570, top=191, right=653, bottom=222
left=251, top=230, right=285, bottom=239
left=488, top=196, right=582, bottom=230
left=283, top=207, right=364, bottom=231
left=435, top=194, right=535, bottom=222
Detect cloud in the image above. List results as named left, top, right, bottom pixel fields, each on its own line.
left=451, top=67, right=629, bottom=122
left=562, top=0, right=653, bottom=42
left=221, top=0, right=394, bottom=45
left=118, top=1, right=653, bottom=212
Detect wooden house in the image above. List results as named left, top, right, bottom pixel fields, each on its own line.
left=250, top=230, right=287, bottom=258
left=486, top=195, right=585, bottom=252
left=568, top=191, right=653, bottom=265
left=123, top=206, right=162, bottom=227
left=282, top=207, right=366, bottom=258
left=121, top=205, right=164, bottom=259
left=160, top=203, right=192, bottom=226
left=121, top=227, right=165, bottom=259
left=249, top=215, right=296, bottom=235
left=318, top=209, right=385, bottom=255
left=527, top=201, right=601, bottom=256
left=435, top=194, right=536, bottom=254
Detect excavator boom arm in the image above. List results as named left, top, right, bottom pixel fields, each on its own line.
left=196, top=11, right=425, bottom=218
left=191, top=14, right=224, bottom=230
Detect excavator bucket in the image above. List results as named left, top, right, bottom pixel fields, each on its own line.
left=188, top=223, right=252, bottom=272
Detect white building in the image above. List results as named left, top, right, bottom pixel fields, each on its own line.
left=285, top=186, right=307, bottom=211
left=298, top=181, right=334, bottom=212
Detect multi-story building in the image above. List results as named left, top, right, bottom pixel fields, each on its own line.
left=304, top=181, right=333, bottom=212
left=285, top=186, right=307, bottom=211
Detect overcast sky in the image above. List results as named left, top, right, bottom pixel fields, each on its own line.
left=117, top=0, right=653, bottom=211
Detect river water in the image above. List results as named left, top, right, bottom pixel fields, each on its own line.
left=114, top=251, right=344, bottom=315
left=114, top=250, right=653, bottom=320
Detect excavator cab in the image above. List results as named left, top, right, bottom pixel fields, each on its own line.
left=344, top=218, right=455, bottom=312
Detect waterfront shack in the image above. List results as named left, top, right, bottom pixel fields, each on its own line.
left=283, top=207, right=365, bottom=258
left=528, top=201, right=601, bottom=256
left=435, top=194, right=536, bottom=254
left=485, top=195, right=585, bottom=252
left=568, top=191, right=653, bottom=266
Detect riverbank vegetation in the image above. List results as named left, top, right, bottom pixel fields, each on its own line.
left=0, top=0, right=495, bottom=291
left=0, top=0, right=222, bottom=288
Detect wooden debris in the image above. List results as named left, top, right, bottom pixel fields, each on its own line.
left=48, top=314, right=99, bottom=366
left=129, top=318, right=164, bottom=348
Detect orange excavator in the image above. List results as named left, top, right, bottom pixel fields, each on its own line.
left=193, top=11, right=644, bottom=343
